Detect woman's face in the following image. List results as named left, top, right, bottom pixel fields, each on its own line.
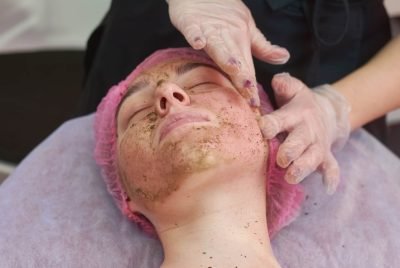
left=116, top=60, right=266, bottom=208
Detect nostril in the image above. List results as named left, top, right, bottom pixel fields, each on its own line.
left=173, top=92, right=184, bottom=102
left=160, top=97, right=167, bottom=110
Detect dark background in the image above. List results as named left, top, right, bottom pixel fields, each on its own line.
left=0, top=51, right=83, bottom=163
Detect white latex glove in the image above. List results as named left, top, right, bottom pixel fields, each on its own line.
left=167, top=0, right=290, bottom=107
left=259, top=73, right=351, bottom=194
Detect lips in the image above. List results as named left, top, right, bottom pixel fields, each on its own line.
left=158, top=112, right=210, bottom=143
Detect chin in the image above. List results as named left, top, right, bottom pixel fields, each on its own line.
left=158, top=122, right=263, bottom=175
left=160, top=136, right=223, bottom=175
left=126, top=124, right=264, bottom=206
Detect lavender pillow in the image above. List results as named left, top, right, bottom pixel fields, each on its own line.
left=1, top=115, right=400, bottom=268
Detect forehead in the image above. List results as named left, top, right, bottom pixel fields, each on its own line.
left=131, top=59, right=208, bottom=84
left=138, top=61, right=175, bottom=81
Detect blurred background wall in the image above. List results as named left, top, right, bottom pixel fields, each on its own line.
left=0, top=0, right=110, bottom=53
left=0, top=0, right=109, bottom=169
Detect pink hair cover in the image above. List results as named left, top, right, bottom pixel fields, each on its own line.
left=94, top=47, right=304, bottom=238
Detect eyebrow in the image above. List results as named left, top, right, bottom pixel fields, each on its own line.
left=118, top=62, right=230, bottom=113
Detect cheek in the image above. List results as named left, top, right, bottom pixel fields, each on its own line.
left=118, top=129, right=148, bottom=178
left=117, top=118, right=183, bottom=205
left=117, top=123, right=159, bottom=199
left=212, top=92, right=266, bottom=160
left=118, top=112, right=158, bottom=167
left=196, top=88, right=263, bottom=142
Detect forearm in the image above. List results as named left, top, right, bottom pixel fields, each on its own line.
left=333, top=36, right=400, bottom=130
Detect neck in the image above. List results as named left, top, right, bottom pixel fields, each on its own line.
left=155, top=172, right=281, bottom=268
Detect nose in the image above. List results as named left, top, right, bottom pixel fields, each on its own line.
left=154, top=82, right=190, bottom=117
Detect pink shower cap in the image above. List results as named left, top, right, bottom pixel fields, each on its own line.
left=94, top=48, right=304, bottom=238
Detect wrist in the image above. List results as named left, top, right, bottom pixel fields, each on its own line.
left=313, top=84, right=351, bottom=151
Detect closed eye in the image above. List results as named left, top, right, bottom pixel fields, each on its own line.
left=127, top=105, right=153, bottom=125
left=186, top=82, right=215, bottom=93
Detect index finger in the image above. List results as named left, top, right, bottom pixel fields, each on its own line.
left=202, top=29, right=260, bottom=107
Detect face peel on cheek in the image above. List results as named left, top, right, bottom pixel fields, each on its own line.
left=119, top=108, right=260, bottom=205
left=116, top=69, right=266, bottom=206
left=118, top=120, right=229, bottom=205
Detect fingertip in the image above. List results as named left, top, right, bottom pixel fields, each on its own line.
left=284, top=173, right=296, bottom=184
left=183, top=24, right=206, bottom=50
left=259, top=115, right=280, bottom=139
left=325, top=173, right=340, bottom=195
left=284, top=166, right=305, bottom=184
left=191, top=36, right=206, bottom=50
left=272, top=72, right=291, bottom=87
left=250, top=94, right=261, bottom=107
left=272, top=73, right=303, bottom=99
left=243, top=79, right=260, bottom=107
left=276, top=149, right=290, bottom=168
left=243, top=78, right=254, bottom=89
left=322, top=156, right=340, bottom=195
left=271, top=73, right=291, bottom=93
left=217, top=57, right=242, bottom=76
left=228, top=57, right=242, bottom=68
left=326, top=177, right=339, bottom=195
left=251, top=28, right=290, bottom=64
left=264, top=45, right=291, bottom=65
left=230, top=73, right=261, bottom=108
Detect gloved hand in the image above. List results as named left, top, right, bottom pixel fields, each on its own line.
left=167, top=0, right=290, bottom=107
left=259, top=73, right=351, bottom=194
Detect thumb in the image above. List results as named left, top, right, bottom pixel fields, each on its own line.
left=259, top=106, right=302, bottom=139
left=259, top=73, right=307, bottom=138
left=259, top=112, right=282, bottom=139
left=271, top=73, right=305, bottom=107
left=251, top=27, right=290, bottom=65
left=179, top=23, right=206, bottom=50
